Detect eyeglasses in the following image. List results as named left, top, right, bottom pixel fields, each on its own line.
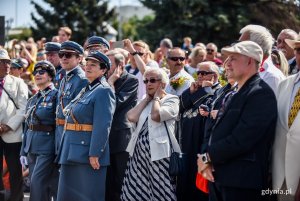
left=0, top=60, right=11, bottom=65
left=33, top=69, right=47, bottom=76
left=168, top=57, right=185, bottom=62
left=143, top=78, right=161, bottom=84
left=136, top=52, right=145, bottom=56
left=206, top=49, right=215, bottom=53
left=294, top=48, right=300, bottom=54
left=58, top=52, right=78, bottom=59
left=197, top=71, right=215, bottom=76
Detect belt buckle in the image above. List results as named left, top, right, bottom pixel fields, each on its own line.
left=29, top=124, right=33, bottom=130
left=75, top=124, right=82, bottom=131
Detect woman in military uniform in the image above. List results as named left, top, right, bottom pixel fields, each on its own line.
left=56, top=51, right=116, bottom=201
left=20, top=60, right=58, bottom=201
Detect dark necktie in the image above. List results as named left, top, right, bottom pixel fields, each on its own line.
left=0, top=79, right=4, bottom=97
left=216, top=90, right=236, bottom=119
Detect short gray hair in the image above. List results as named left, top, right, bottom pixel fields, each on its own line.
left=197, top=61, right=220, bottom=77
left=278, top=29, right=298, bottom=40
left=106, top=50, right=124, bottom=66
left=240, top=25, right=274, bottom=56
left=160, top=38, right=173, bottom=49
left=143, top=68, right=169, bottom=88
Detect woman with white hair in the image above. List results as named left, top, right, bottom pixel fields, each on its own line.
left=121, top=68, right=180, bottom=201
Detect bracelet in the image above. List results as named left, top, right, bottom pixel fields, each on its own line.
left=153, top=97, right=160, bottom=101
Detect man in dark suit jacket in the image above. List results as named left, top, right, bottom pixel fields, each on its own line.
left=198, top=41, right=278, bottom=201
left=105, top=50, right=138, bottom=201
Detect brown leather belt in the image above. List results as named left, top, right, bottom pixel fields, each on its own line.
left=29, top=124, right=55, bottom=132
left=65, top=123, right=93, bottom=132
left=56, top=118, right=65, bottom=126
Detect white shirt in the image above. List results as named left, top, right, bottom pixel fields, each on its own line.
left=259, top=56, right=286, bottom=94
left=185, top=65, right=197, bottom=76
left=165, top=69, right=195, bottom=96
left=137, top=60, right=159, bottom=101
left=126, top=94, right=181, bottom=161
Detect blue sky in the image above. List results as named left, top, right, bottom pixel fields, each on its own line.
left=0, top=0, right=142, bottom=28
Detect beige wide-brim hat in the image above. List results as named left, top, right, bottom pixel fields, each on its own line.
left=285, top=35, right=300, bottom=49
left=221, top=41, right=263, bottom=63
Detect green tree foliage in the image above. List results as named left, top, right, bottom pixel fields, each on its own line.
left=30, top=0, right=116, bottom=44
left=113, top=15, right=155, bottom=41
left=139, top=0, right=300, bottom=49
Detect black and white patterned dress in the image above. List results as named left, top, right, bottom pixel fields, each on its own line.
left=121, top=119, right=177, bottom=201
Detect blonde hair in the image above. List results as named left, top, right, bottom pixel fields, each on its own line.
left=184, top=37, right=192, bottom=43
left=59, top=26, right=72, bottom=37
left=133, top=40, right=153, bottom=59
left=271, top=49, right=288, bottom=77
left=189, top=47, right=206, bottom=59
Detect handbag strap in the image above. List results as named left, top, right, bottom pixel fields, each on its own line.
left=0, top=84, right=19, bottom=109
left=163, top=121, right=174, bottom=152
left=176, top=116, right=183, bottom=148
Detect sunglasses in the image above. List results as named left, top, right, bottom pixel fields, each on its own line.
left=168, top=57, right=185, bottom=62
left=143, top=78, right=161, bottom=84
left=294, top=48, right=300, bottom=54
left=197, top=71, right=215, bottom=76
left=58, top=52, right=78, bottom=59
left=136, top=52, right=145, bottom=56
left=33, top=69, right=47, bottom=76
left=206, top=49, right=215, bottom=53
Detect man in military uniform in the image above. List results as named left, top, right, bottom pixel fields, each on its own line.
left=45, top=42, right=66, bottom=88
left=85, top=36, right=110, bottom=53
left=55, top=41, right=88, bottom=153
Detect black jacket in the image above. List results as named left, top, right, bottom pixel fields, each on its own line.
left=204, top=74, right=277, bottom=190
left=109, top=71, right=138, bottom=154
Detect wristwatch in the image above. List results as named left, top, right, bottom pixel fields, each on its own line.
left=130, top=51, right=138, bottom=56
left=201, top=153, right=210, bottom=164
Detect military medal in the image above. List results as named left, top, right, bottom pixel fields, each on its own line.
left=66, top=83, right=72, bottom=90
left=192, top=111, right=198, bottom=117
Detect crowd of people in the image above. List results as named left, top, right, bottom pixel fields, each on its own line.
left=0, top=24, right=299, bottom=201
